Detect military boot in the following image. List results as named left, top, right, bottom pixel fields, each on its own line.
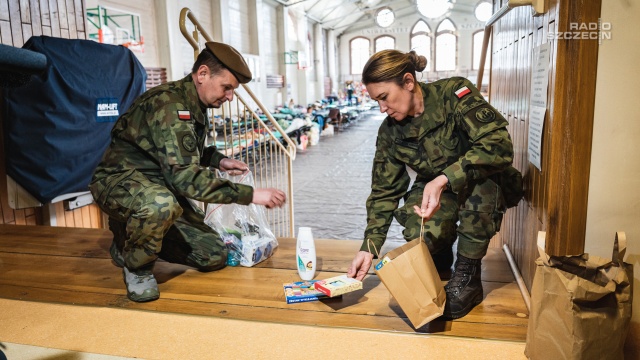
left=109, top=241, right=125, bottom=268
left=123, top=263, right=160, bottom=302
left=442, top=254, right=483, bottom=320
left=108, top=218, right=126, bottom=267
left=431, top=247, right=454, bottom=274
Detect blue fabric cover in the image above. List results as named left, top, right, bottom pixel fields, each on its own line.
left=3, top=36, right=146, bottom=203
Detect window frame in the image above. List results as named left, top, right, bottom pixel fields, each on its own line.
left=374, top=35, right=396, bottom=53
left=471, top=29, right=489, bottom=70
left=410, top=20, right=433, bottom=72
left=474, top=1, right=493, bottom=23
left=375, top=7, right=395, bottom=28
left=434, top=18, right=458, bottom=72
left=349, top=36, right=371, bottom=75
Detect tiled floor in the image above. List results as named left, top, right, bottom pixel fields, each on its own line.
left=292, top=112, right=408, bottom=241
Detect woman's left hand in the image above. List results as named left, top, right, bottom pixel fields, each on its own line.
left=218, top=158, right=249, bottom=176
left=414, top=174, right=449, bottom=221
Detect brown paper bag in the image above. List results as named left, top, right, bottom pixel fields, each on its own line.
left=525, top=232, right=633, bottom=360
left=373, top=238, right=446, bottom=328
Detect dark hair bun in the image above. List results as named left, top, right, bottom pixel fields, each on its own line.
left=408, top=50, right=428, bottom=72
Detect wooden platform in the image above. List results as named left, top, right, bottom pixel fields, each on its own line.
left=0, top=224, right=528, bottom=342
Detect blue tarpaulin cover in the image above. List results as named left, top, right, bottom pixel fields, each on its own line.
left=3, top=36, right=146, bottom=203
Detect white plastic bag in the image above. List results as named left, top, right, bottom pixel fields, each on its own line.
left=204, top=171, right=278, bottom=267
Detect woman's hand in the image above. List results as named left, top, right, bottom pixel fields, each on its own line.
left=413, top=174, right=449, bottom=221
left=347, top=251, right=374, bottom=281
left=219, top=158, right=249, bottom=175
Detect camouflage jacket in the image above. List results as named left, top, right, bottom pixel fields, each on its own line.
left=362, top=77, right=514, bottom=252
left=91, top=75, right=253, bottom=205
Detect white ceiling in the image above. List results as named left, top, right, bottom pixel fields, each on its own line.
left=273, top=0, right=488, bottom=35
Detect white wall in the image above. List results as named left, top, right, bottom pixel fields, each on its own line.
left=585, top=0, right=640, bottom=354
left=86, top=0, right=336, bottom=110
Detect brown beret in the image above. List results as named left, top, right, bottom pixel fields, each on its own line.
left=204, top=41, right=252, bottom=84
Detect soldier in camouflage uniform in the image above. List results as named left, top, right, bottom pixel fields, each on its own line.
left=347, top=50, right=522, bottom=320
left=90, top=42, right=286, bottom=302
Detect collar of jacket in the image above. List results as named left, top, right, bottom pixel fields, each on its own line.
left=178, top=74, right=207, bottom=126
left=387, top=82, right=446, bottom=140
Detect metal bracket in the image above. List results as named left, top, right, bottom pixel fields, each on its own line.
left=63, top=193, right=95, bottom=211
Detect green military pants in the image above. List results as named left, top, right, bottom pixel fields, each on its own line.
left=94, top=170, right=227, bottom=271
left=393, top=177, right=505, bottom=260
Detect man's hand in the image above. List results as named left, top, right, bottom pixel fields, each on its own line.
left=219, top=158, right=249, bottom=176
left=347, top=251, right=374, bottom=281
left=252, top=188, right=286, bottom=209
left=413, top=174, right=449, bottom=221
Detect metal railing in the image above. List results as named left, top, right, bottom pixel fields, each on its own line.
left=476, top=0, right=547, bottom=89
left=179, top=7, right=296, bottom=237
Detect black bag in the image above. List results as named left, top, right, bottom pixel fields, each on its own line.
left=3, top=36, right=146, bottom=203
left=499, top=165, right=524, bottom=208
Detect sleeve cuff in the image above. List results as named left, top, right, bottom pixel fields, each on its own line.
left=211, top=151, right=228, bottom=168
left=359, top=238, right=385, bottom=258
left=442, top=165, right=467, bottom=194
left=234, top=184, right=254, bottom=205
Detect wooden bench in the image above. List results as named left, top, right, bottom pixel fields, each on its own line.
left=0, top=224, right=528, bottom=341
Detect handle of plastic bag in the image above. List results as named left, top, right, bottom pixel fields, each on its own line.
left=612, top=231, right=627, bottom=263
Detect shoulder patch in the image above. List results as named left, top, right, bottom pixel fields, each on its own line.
left=455, top=86, right=471, bottom=99
left=181, top=133, right=197, bottom=153
left=177, top=110, right=191, bottom=121
left=475, top=107, right=496, bottom=122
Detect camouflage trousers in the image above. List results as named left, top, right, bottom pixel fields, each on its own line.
left=90, top=170, right=227, bottom=271
left=393, top=177, right=505, bottom=259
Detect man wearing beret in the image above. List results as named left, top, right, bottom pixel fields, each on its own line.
left=89, top=42, right=286, bottom=302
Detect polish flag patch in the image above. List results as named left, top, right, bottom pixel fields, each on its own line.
left=455, top=86, right=471, bottom=99
left=177, top=110, right=191, bottom=121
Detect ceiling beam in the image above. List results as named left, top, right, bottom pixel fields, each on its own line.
left=321, top=0, right=403, bottom=25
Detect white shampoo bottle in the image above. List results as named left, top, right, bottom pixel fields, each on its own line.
left=296, top=227, right=316, bottom=280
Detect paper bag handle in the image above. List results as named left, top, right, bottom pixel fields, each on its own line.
left=612, top=231, right=627, bottom=263
left=537, top=231, right=551, bottom=265
left=369, top=218, right=426, bottom=258
left=366, top=239, right=381, bottom=258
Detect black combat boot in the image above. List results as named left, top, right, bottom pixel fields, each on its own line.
left=442, top=254, right=483, bottom=320
left=431, top=247, right=454, bottom=274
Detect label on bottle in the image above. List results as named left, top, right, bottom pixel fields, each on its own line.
left=298, top=255, right=306, bottom=272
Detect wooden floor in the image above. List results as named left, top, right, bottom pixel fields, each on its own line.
left=0, top=224, right=528, bottom=342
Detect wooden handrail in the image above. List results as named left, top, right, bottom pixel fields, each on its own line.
left=476, top=0, right=547, bottom=89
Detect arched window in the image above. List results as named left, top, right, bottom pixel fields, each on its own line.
left=472, top=30, right=489, bottom=70
left=350, top=37, right=370, bottom=74
left=435, top=19, right=457, bottom=71
left=375, top=35, right=395, bottom=53
left=410, top=20, right=432, bottom=72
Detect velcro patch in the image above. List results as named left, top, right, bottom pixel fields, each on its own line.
left=455, top=86, right=471, bottom=99
left=181, top=133, right=197, bottom=153
left=475, top=107, right=496, bottom=122
left=177, top=110, right=191, bottom=121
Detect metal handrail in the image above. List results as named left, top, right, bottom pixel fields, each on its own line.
left=476, top=0, right=547, bottom=89
left=179, top=7, right=296, bottom=237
